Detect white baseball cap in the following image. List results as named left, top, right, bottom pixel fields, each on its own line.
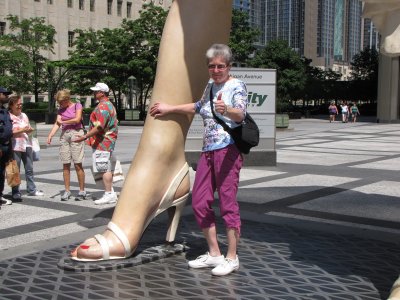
left=90, top=82, right=109, bottom=93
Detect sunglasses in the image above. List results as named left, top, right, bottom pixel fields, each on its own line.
left=208, top=64, right=228, bottom=70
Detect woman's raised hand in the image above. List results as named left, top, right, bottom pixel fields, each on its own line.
left=149, top=102, right=171, bottom=118
left=25, top=126, right=34, bottom=134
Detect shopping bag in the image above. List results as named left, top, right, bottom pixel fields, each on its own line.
left=5, top=159, right=21, bottom=187
left=91, top=156, right=124, bottom=187
left=112, top=159, right=124, bottom=183
left=32, top=137, right=40, bottom=161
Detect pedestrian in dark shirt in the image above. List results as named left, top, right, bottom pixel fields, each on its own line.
left=0, top=87, right=14, bottom=207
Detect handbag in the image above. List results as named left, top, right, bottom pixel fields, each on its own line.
left=31, top=137, right=40, bottom=161
left=112, top=159, right=124, bottom=183
left=5, top=159, right=21, bottom=187
left=209, top=85, right=259, bottom=154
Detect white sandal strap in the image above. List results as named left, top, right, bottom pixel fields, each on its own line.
left=161, top=162, right=189, bottom=205
left=94, top=234, right=110, bottom=260
left=108, top=221, right=131, bottom=257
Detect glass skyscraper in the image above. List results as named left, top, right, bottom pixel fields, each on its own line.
left=246, top=0, right=372, bottom=70
left=362, top=18, right=379, bottom=51
left=317, top=0, right=335, bottom=67
left=262, top=0, right=304, bottom=53
left=334, top=0, right=344, bottom=61
left=347, top=0, right=362, bottom=62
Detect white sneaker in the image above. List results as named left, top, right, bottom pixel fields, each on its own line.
left=94, top=192, right=118, bottom=205
left=28, top=190, right=44, bottom=196
left=61, top=191, right=71, bottom=201
left=211, top=256, right=239, bottom=276
left=75, top=191, right=89, bottom=201
left=1, top=198, right=12, bottom=205
left=188, top=252, right=225, bottom=269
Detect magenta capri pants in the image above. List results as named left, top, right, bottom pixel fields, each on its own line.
left=192, top=144, right=243, bottom=234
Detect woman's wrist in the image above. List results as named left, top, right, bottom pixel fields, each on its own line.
left=223, top=104, right=227, bottom=116
left=223, top=105, right=230, bottom=116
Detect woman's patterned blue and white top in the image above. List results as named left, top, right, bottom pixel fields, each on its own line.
left=194, top=78, right=248, bottom=152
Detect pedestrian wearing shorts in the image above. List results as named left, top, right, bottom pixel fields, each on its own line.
left=350, top=103, right=360, bottom=123
left=47, top=89, right=87, bottom=201
left=73, top=83, right=119, bottom=205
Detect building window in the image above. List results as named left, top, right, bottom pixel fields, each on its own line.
left=68, top=31, right=74, bottom=47
left=47, top=0, right=53, bottom=4
left=34, top=0, right=40, bottom=2
left=90, top=0, right=95, bottom=12
left=79, top=0, right=84, bottom=10
left=0, top=22, right=6, bottom=36
left=107, top=0, right=112, bottom=15
left=117, top=1, right=122, bottom=16
left=67, top=0, right=73, bottom=8
left=127, top=2, right=132, bottom=18
left=22, top=29, right=28, bottom=41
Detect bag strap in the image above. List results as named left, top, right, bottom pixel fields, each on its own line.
left=209, top=84, right=233, bottom=134
left=75, top=103, right=86, bottom=129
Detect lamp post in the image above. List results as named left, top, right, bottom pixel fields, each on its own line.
left=127, top=75, right=136, bottom=109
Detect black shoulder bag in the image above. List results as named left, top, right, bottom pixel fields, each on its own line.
left=209, top=85, right=259, bottom=154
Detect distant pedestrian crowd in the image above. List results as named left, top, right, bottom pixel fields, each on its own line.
left=328, top=101, right=360, bottom=123
left=0, top=82, right=119, bottom=208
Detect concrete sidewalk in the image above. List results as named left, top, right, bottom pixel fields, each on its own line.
left=1, top=117, right=400, bottom=299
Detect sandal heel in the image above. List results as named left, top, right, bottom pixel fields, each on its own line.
left=166, top=194, right=188, bottom=242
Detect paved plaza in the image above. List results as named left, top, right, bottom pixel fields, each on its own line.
left=1, top=117, right=400, bottom=299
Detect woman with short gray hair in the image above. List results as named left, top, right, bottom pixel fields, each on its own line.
left=150, top=43, right=247, bottom=276
left=206, top=43, right=233, bottom=65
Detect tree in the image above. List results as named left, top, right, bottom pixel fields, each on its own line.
left=229, top=9, right=261, bottom=65
left=63, top=3, right=167, bottom=115
left=248, top=39, right=306, bottom=112
left=0, top=15, right=56, bottom=101
left=119, top=3, right=168, bottom=113
left=350, top=47, right=379, bottom=102
left=302, top=61, right=341, bottom=103
left=66, top=27, right=129, bottom=110
left=351, top=47, right=379, bottom=81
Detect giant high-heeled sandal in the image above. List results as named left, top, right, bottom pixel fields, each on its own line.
left=71, top=162, right=190, bottom=262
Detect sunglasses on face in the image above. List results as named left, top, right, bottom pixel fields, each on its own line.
left=208, top=64, right=228, bottom=70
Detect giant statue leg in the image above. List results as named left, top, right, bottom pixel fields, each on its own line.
left=388, top=276, right=400, bottom=300
left=363, top=2, right=400, bottom=298
left=363, top=1, right=400, bottom=123
left=363, top=0, right=400, bottom=56
left=71, top=0, right=233, bottom=260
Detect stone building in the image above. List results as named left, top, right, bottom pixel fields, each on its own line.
left=0, top=0, right=172, bottom=60
left=0, top=0, right=172, bottom=105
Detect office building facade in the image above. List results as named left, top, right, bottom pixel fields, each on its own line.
left=361, top=17, right=379, bottom=51
left=248, top=0, right=374, bottom=75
